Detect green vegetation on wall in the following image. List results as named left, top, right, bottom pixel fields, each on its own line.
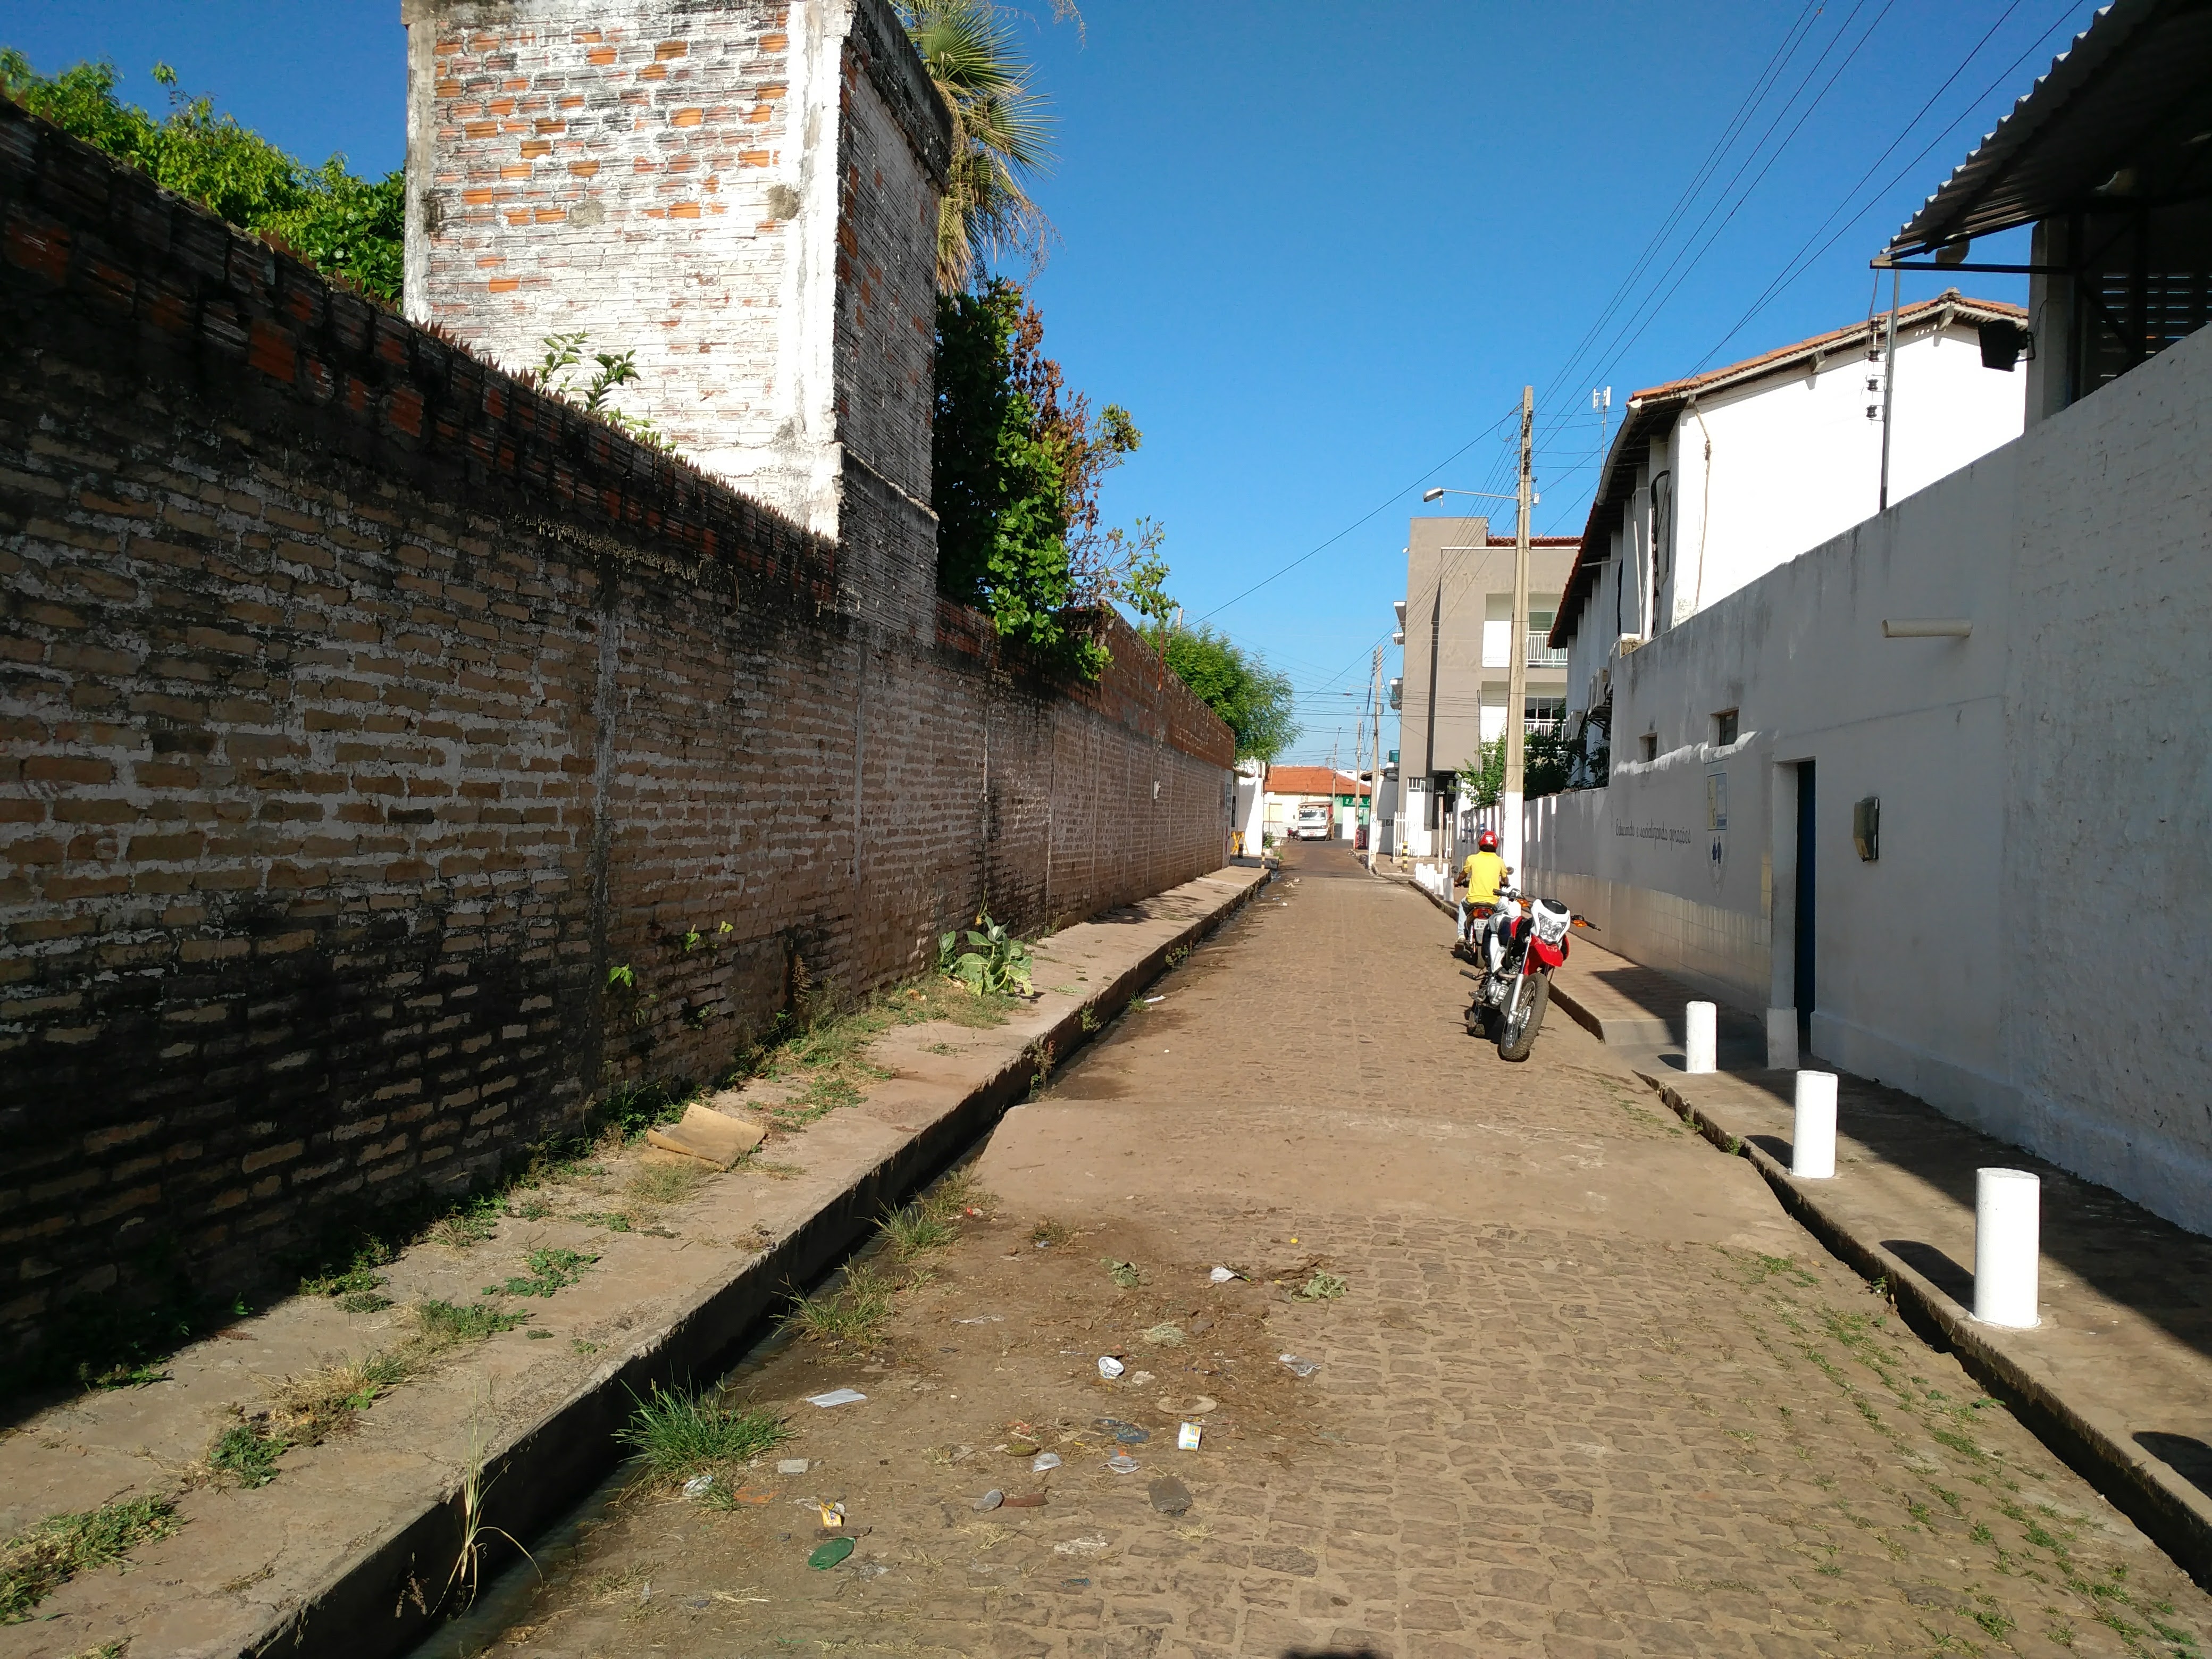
left=932, top=279, right=1143, bottom=678
left=1161, top=625, right=1299, bottom=763
left=0, top=52, right=404, bottom=303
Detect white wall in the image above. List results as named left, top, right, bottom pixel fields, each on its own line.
left=1562, top=316, right=2025, bottom=733
left=1525, top=320, right=2212, bottom=1235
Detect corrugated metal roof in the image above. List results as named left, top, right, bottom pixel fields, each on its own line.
left=1888, top=0, right=2212, bottom=255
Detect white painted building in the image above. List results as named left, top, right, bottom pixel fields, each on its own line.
left=1522, top=0, right=2212, bottom=1236
left=1552, top=294, right=2026, bottom=735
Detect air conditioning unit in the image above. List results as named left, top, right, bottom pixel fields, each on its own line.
left=1387, top=677, right=1403, bottom=710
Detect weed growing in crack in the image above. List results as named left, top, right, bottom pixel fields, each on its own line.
left=208, top=1420, right=287, bottom=1488
left=206, top=1351, right=418, bottom=1489
left=445, top=1414, right=531, bottom=1612
left=781, top=1263, right=898, bottom=1350
left=484, top=1249, right=598, bottom=1300
left=431, top=1194, right=504, bottom=1250
left=416, top=1300, right=531, bottom=1346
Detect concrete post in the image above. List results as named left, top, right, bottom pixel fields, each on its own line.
left=1974, top=1168, right=2041, bottom=1328
left=1791, top=1071, right=1837, bottom=1178
left=1684, top=1001, right=1717, bottom=1074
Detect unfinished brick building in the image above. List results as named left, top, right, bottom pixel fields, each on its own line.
left=0, top=1, right=1230, bottom=1375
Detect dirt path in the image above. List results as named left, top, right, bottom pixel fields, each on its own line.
left=453, top=844, right=2212, bottom=1658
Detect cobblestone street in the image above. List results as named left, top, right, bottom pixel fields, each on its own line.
left=475, top=845, right=2212, bottom=1658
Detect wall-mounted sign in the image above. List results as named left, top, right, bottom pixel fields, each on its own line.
left=1854, top=796, right=1880, bottom=862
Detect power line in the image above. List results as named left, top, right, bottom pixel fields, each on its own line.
left=1193, top=401, right=1524, bottom=624
left=1694, top=0, right=2085, bottom=368
left=1535, top=0, right=1829, bottom=416
left=1573, top=0, right=1900, bottom=404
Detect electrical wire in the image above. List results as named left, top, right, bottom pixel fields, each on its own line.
left=1535, top=0, right=1829, bottom=417
left=1573, top=0, right=1901, bottom=405
left=1694, top=0, right=2085, bottom=367
left=1192, top=399, right=1526, bottom=624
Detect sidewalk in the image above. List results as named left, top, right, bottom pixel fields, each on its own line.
left=1550, top=929, right=2212, bottom=1589
left=0, top=866, right=1269, bottom=1659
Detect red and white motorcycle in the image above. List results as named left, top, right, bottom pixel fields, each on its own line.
left=1464, top=885, right=1573, bottom=1062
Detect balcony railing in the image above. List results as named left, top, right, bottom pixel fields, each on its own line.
left=1527, top=633, right=1568, bottom=667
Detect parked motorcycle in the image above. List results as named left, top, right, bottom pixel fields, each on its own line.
left=1464, top=886, right=1573, bottom=1062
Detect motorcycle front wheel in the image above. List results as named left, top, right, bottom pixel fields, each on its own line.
left=1496, top=970, right=1552, bottom=1062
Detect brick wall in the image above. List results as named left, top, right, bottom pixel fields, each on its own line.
left=403, top=0, right=949, bottom=634
left=0, top=99, right=1230, bottom=1368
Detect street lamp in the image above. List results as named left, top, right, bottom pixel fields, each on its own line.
left=1422, top=485, right=1538, bottom=505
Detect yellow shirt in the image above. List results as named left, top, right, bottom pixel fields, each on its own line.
left=1461, top=850, right=1507, bottom=905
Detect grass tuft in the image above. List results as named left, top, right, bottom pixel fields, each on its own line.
left=430, top=1195, right=502, bottom=1250
left=881, top=1203, right=957, bottom=1258
left=208, top=1420, right=286, bottom=1488
left=207, top=1350, right=418, bottom=1489
left=484, top=1247, right=597, bottom=1300
left=0, top=1495, right=182, bottom=1622
left=1294, top=1271, right=1350, bottom=1302
left=626, top=1160, right=707, bottom=1210
left=619, top=1382, right=790, bottom=1486
left=416, top=1300, right=531, bottom=1346
left=781, top=1263, right=897, bottom=1349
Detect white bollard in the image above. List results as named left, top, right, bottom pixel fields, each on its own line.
left=1791, top=1070, right=1838, bottom=1178
left=1973, top=1168, right=2041, bottom=1328
left=1684, top=1001, right=1717, bottom=1074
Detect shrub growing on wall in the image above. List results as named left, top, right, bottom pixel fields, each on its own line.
left=0, top=52, right=404, bottom=303
left=933, top=279, right=1141, bottom=677
left=1161, top=626, right=1299, bottom=763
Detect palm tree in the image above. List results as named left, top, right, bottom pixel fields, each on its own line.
left=901, top=0, right=1057, bottom=291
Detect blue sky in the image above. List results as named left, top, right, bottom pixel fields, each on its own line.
left=5, top=1, right=2102, bottom=765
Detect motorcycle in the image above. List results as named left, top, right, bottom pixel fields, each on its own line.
left=1464, top=885, right=1573, bottom=1062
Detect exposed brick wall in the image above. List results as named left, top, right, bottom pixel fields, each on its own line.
left=0, top=100, right=1230, bottom=1368
left=403, top=0, right=950, bottom=634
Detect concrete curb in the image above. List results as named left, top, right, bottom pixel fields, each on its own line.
left=1638, top=1069, right=2212, bottom=1594
left=249, top=867, right=1271, bottom=1659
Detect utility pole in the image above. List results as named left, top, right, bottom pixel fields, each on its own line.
left=1503, top=384, right=1534, bottom=882
left=1365, top=643, right=1384, bottom=870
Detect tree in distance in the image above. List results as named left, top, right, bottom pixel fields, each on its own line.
left=1162, top=626, right=1299, bottom=764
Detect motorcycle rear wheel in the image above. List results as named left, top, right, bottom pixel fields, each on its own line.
left=1496, top=971, right=1552, bottom=1062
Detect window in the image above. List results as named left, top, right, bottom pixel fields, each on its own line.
left=1714, top=708, right=1739, bottom=746
left=1639, top=732, right=1658, bottom=763
left=1526, top=696, right=1566, bottom=735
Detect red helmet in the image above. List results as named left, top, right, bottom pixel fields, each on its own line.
left=1476, top=829, right=1499, bottom=852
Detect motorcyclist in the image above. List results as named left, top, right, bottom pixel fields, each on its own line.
left=1455, top=829, right=1509, bottom=953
